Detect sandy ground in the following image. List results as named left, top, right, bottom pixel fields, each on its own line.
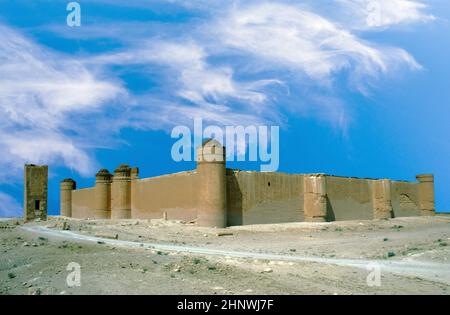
left=1, top=215, right=450, bottom=295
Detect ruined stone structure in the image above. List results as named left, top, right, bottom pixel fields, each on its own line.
left=60, top=140, right=436, bottom=227
left=24, top=164, right=48, bottom=221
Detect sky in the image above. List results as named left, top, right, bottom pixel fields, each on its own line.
left=0, top=0, right=449, bottom=216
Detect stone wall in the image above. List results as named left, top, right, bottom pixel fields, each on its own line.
left=64, top=171, right=432, bottom=225
left=391, top=181, right=421, bottom=218
left=131, top=171, right=199, bottom=221
left=227, top=171, right=304, bottom=226
left=72, top=188, right=95, bottom=219
left=326, top=176, right=374, bottom=221
left=60, top=143, right=435, bottom=226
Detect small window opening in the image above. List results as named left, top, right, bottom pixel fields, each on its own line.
left=34, top=200, right=40, bottom=210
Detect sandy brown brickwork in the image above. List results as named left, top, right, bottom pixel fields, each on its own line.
left=60, top=179, right=75, bottom=217
left=72, top=188, right=95, bottom=219
left=62, top=141, right=436, bottom=227
left=227, top=171, right=304, bottom=226
left=131, top=171, right=198, bottom=222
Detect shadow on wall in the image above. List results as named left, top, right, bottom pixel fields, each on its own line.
left=326, top=196, right=335, bottom=222
left=227, top=172, right=243, bottom=226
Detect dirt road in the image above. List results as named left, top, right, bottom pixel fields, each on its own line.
left=1, top=216, right=449, bottom=295
left=20, top=225, right=450, bottom=285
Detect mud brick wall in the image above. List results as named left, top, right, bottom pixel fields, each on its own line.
left=72, top=188, right=95, bottom=219
left=227, top=171, right=305, bottom=226
left=131, top=171, right=199, bottom=221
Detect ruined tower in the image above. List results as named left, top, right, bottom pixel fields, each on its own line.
left=95, top=169, right=113, bottom=219
left=24, top=164, right=48, bottom=221
left=60, top=178, right=76, bottom=217
left=111, top=164, right=131, bottom=219
left=303, top=174, right=328, bottom=222
left=196, top=139, right=227, bottom=228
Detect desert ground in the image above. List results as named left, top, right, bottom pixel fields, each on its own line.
left=1, top=215, right=449, bottom=295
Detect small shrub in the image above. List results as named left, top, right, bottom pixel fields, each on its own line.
left=193, top=258, right=202, bottom=265
left=387, top=251, right=396, bottom=258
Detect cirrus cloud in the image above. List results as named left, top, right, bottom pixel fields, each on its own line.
left=0, top=25, right=126, bottom=178
left=0, top=0, right=437, bottom=215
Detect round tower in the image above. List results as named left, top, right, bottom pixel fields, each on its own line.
left=416, top=174, right=435, bottom=216
left=111, top=164, right=132, bottom=219
left=95, top=169, right=113, bottom=219
left=60, top=179, right=76, bottom=218
left=196, top=139, right=227, bottom=228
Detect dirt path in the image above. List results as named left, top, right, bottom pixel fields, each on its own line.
left=1, top=216, right=450, bottom=295
left=21, top=225, right=450, bottom=286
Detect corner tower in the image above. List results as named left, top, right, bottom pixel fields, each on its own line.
left=416, top=174, right=436, bottom=216
left=196, top=139, right=227, bottom=228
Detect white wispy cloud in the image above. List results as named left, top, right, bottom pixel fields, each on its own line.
left=212, top=3, right=421, bottom=83
left=0, top=25, right=126, bottom=178
left=336, top=0, right=435, bottom=29
left=53, top=1, right=427, bottom=106
left=88, top=40, right=283, bottom=125
left=0, top=1, right=433, bottom=176
left=63, top=1, right=425, bottom=133
left=84, top=0, right=434, bottom=29
left=0, top=0, right=436, bottom=213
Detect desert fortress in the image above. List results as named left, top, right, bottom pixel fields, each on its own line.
left=59, top=140, right=435, bottom=227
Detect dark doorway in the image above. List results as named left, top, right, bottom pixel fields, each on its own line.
left=34, top=200, right=40, bottom=210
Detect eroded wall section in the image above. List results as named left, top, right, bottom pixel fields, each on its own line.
left=391, top=181, right=421, bottom=217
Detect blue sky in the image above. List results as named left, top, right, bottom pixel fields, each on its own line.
left=0, top=0, right=449, bottom=216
